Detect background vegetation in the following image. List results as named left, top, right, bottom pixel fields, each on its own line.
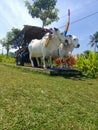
left=0, top=50, right=98, bottom=78
left=76, top=51, right=98, bottom=78
left=0, top=54, right=15, bottom=63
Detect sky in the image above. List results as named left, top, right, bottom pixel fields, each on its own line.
left=0, top=0, right=98, bottom=54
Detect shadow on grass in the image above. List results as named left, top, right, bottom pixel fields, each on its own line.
left=49, top=68, right=86, bottom=80
left=2, top=63, right=97, bottom=80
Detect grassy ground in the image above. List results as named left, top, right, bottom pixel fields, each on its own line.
left=0, top=63, right=98, bottom=130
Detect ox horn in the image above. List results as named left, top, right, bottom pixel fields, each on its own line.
left=64, top=9, right=70, bottom=36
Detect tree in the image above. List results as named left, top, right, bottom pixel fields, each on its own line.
left=1, top=27, right=20, bottom=56
left=89, top=31, right=98, bottom=52
left=25, top=0, right=59, bottom=28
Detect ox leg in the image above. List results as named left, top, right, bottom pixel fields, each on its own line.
left=66, top=63, right=68, bottom=68
left=50, top=56, right=53, bottom=68
left=65, top=58, right=69, bottom=68
left=60, top=57, right=63, bottom=68
left=36, top=58, right=40, bottom=67
left=29, top=54, right=34, bottom=67
left=43, top=57, right=46, bottom=69
left=42, top=48, right=47, bottom=69
left=43, top=55, right=48, bottom=69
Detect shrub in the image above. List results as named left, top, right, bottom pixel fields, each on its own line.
left=0, top=54, right=15, bottom=64
left=76, top=51, right=98, bottom=77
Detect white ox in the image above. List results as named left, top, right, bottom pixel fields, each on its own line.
left=28, top=28, right=66, bottom=69
left=48, top=34, right=80, bottom=68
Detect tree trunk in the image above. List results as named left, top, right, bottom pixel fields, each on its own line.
left=42, top=22, right=44, bottom=28
left=42, top=19, right=46, bottom=28
left=6, top=43, right=9, bottom=56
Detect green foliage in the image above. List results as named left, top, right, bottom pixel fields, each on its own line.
left=76, top=51, right=98, bottom=77
left=1, top=28, right=20, bottom=55
left=0, top=54, right=15, bottom=63
left=25, top=0, right=59, bottom=27
left=1, top=28, right=20, bottom=47
left=89, top=31, right=98, bottom=52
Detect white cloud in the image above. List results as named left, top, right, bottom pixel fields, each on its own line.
left=0, top=0, right=42, bottom=33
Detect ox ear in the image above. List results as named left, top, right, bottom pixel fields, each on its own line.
left=54, top=28, right=58, bottom=31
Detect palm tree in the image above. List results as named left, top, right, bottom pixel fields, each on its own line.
left=89, top=32, right=98, bottom=52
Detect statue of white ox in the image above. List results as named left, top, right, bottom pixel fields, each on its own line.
left=49, top=34, right=80, bottom=68
left=28, top=28, right=80, bottom=69
left=28, top=28, right=66, bottom=69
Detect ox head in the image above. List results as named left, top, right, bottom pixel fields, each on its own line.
left=62, top=9, right=80, bottom=49
left=53, top=28, right=66, bottom=43
left=64, top=35, right=80, bottom=48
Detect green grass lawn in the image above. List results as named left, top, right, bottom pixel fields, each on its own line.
left=0, top=64, right=98, bottom=130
